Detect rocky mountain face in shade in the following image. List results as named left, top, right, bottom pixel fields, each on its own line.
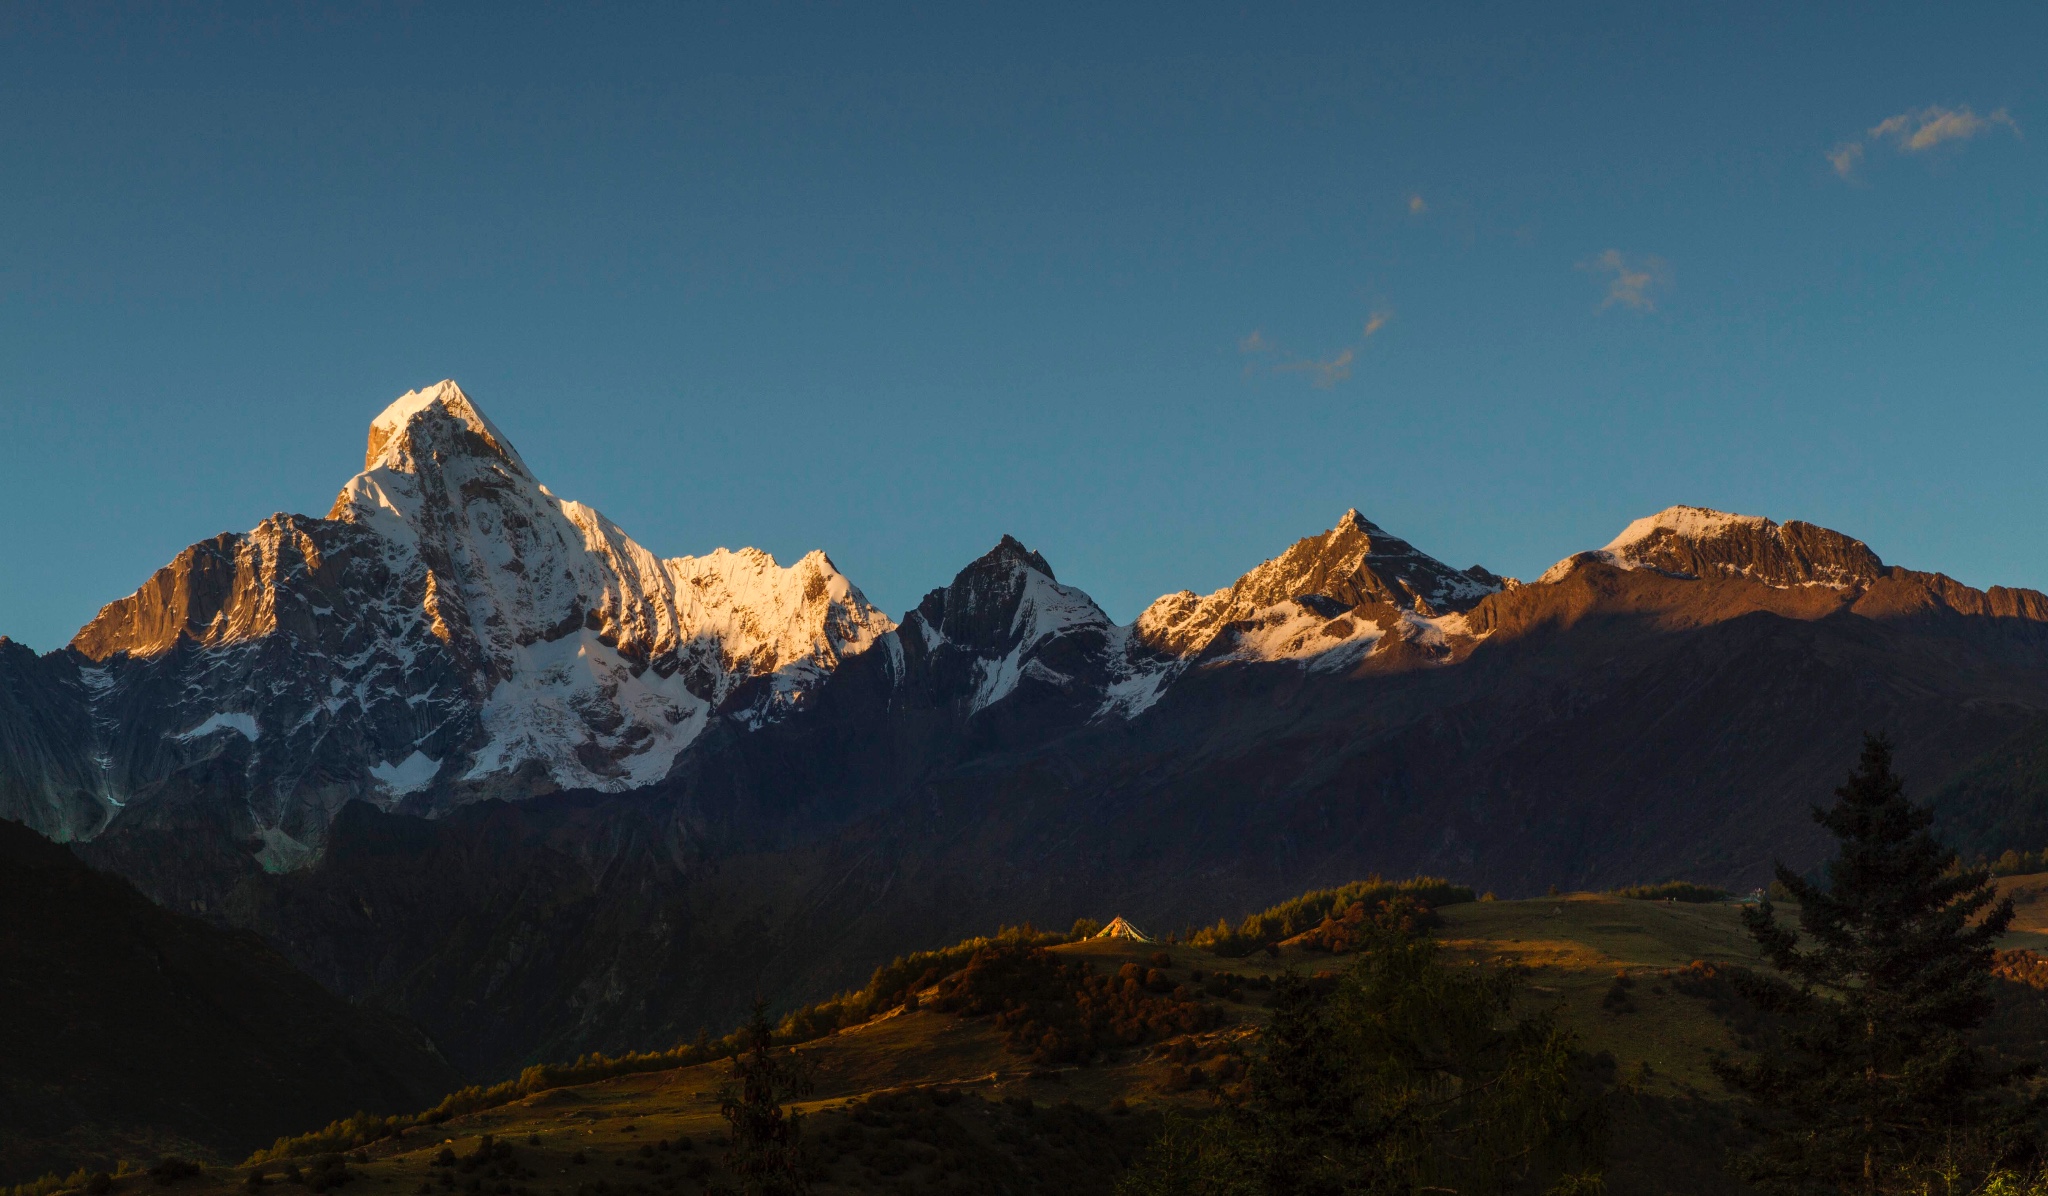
left=883, top=535, right=1180, bottom=724
left=10, top=385, right=2048, bottom=1080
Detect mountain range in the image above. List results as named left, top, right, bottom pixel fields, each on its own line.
left=7, top=379, right=2048, bottom=1078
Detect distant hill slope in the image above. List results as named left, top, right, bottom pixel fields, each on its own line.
left=0, top=819, right=460, bottom=1182
left=8, top=895, right=1845, bottom=1196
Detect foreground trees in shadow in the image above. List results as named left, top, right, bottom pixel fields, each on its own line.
left=1723, top=733, right=2042, bottom=1194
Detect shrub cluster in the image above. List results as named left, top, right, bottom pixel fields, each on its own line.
left=927, top=942, right=1220, bottom=1065
left=1188, top=877, right=1473, bottom=957
left=1992, top=949, right=2048, bottom=989
left=1984, top=849, right=2048, bottom=878
left=1293, top=894, right=1440, bottom=952
left=1607, top=881, right=1733, bottom=903
left=777, top=924, right=1073, bottom=1042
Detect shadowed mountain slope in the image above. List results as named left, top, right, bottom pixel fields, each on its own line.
left=0, top=819, right=459, bottom=1181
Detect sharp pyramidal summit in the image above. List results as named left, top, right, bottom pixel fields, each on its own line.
left=6, top=382, right=2048, bottom=1078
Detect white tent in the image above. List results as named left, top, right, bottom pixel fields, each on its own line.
left=1093, top=916, right=1153, bottom=943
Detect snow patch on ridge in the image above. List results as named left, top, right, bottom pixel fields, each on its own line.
left=463, top=629, right=710, bottom=791
left=174, top=712, right=260, bottom=742
left=253, top=826, right=316, bottom=874
left=370, top=750, right=441, bottom=795
left=1096, top=628, right=1180, bottom=718
left=971, top=569, right=1115, bottom=713
left=1214, top=600, right=1386, bottom=667
left=1604, top=506, right=1768, bottom=554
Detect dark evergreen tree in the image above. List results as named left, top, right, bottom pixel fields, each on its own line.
left=717, top=999, right=815, bottom=1196
left=1722, top=733, right=2028, bottom=1194
left=1254, top=971, right=1356, bottom=1196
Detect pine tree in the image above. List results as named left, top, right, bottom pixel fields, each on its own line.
left=718, top=999, right=815, bottom=1196
left=1722, top=733, right=2026, bottom=1194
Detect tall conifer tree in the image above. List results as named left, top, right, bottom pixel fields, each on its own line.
left=1723, top=734, right=2026, bottom=1193
left=718, top=999, right=815, bottom=1196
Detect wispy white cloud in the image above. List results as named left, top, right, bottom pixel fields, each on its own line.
left=1238, top=309, right=1388, bottom=387
left=1580, top=250, right=1669, bottom=312
left=1829, top=104, right=2020, bottom=179
left=1827, top=141, right=1865, bottom=179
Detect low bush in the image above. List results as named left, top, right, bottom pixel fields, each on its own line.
left=1188, top=877, right=1474, bottom=956
left=927, top=942, right=1220, bottom=1065
left=1608, top=881, right=1733, bottom=903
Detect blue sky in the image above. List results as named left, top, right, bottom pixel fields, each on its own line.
left=3, top=3, right=2043, bottom=650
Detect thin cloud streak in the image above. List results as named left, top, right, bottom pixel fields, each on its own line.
left=1872, top=105, right=2018, bottom=150
left=1830, top=104, right=2020, bottom=178
left=1277, top=347, right=1354, bottom=389
left=1238, top=309, right=1389, bottom=387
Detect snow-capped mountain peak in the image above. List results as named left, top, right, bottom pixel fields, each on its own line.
left=1541, top=505, right=1886, bottom=589
left=1135, top=508, right=1505, bottom=657
left=887, top=535, right=1171, bottom=719
left=60, top=382, right=893, bottom=843
left=364, top=380, right=529, bottom=475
